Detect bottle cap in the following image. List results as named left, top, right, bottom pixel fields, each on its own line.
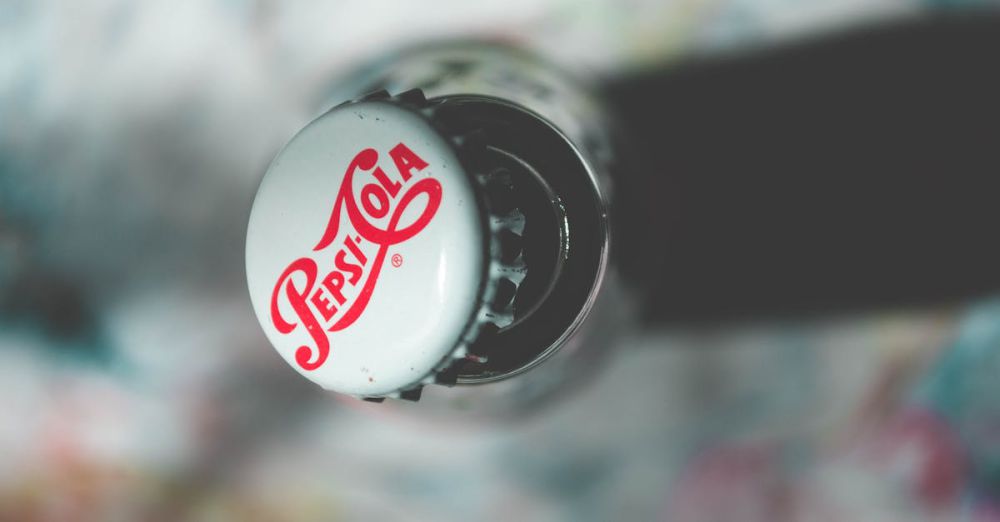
left=246, top=90, right=523, bottom=399
left=248, top=87, right=610, bottom=402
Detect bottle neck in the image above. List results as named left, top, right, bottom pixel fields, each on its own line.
left=430, top=96, right=610, bottom=384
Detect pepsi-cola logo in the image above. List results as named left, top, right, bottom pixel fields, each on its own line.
left=269, top=143, right=442, bottom=371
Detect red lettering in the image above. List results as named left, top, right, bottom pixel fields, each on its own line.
left=336, top=248, right=363, bottom=285
left=345, top=235, right=367, bottom=265
left=321, top=270, right=347, bottom=305
left=372, top=166, right=401, bottom=198
left=361, top=183, right=390, bottom=218
left=389, top=142, right=428, bottom=181
left=310, top=287, right=338, bottom=322
left=269, top=258, right=330, bottom=371
left=272, top=142, right=441, bottom=372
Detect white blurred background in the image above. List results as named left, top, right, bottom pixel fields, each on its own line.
left=2, top=1, right=999, bottom=520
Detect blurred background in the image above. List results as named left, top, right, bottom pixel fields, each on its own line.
left=3, top=1, right=1000, bottom=520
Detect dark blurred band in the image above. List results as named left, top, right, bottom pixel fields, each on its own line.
left=604, top=12, right=1000, bottom=323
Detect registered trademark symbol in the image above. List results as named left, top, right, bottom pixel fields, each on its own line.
left=391, top=253, right=403, bottom=268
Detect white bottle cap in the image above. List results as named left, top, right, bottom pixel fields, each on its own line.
left=246, top=94, right=491, bottom=397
